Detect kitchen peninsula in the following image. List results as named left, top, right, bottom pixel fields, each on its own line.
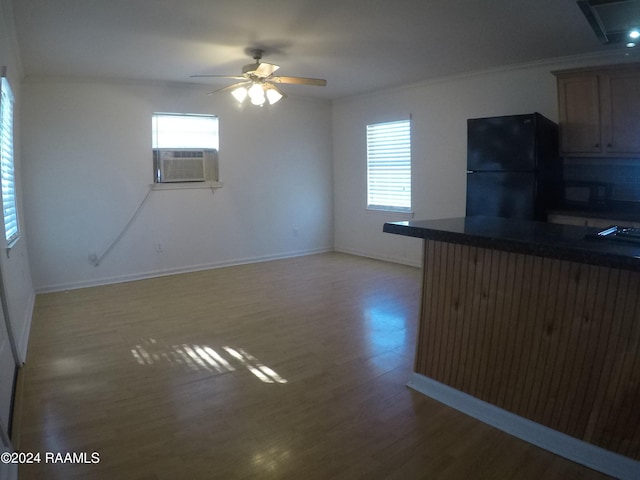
left=384, top=216, right=640, bottom=479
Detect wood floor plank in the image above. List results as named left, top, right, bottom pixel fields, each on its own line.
left=16, top=253, right=613, bottom=479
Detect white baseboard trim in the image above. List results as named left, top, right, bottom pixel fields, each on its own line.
left=407, top=373, right=639, bottom=480
left=35, top=247, right=333, bottom=293
left=333, top=246, right=422, bottom=268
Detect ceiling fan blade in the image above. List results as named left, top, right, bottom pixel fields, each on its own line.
left=254, top=62, right=280, bottom=77
left=190, top=74, right=247, bottom=80
left=207, top=82, right=250, bottom=95
left=271, top=76, right=327, bottom=86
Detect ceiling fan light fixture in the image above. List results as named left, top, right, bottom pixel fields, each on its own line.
left=265, top=86, right=283, bottom=105
left=194, top=49, right=326, bottom=106
left=230, top=85, right=248, bottom=103
left=248, top=83, right=266, bottom=106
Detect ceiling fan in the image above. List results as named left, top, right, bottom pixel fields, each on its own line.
left=191, top=49, right=327, bottom=106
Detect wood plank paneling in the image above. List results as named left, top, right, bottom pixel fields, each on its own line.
left=418, top=240, right=640, bottom=460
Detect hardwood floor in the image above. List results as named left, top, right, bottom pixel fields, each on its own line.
left=16, top=253, right=613, bottom=479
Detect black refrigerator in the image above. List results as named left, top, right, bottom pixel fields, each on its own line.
left=465, top=112, right=560, bottom=221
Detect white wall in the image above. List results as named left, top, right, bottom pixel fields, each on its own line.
left=332, top=53, right=631, bottom=267
left=0, top=0, right=34, bottom=363
left=22, top=80, right=333, bottom=291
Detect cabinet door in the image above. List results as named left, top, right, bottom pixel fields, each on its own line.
left=601, top=71, right=640, bottom=154
left=557, top=76, right=601, bottom=154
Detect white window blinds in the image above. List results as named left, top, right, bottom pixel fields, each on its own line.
left=152, top=113, right=219, bottom=149
left=366, top=119, right=411, bottom=212
left=0, top=75, right=18, bottom=245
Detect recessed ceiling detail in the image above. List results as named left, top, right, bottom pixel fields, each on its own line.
left=578, top=0, right=640, bottom=47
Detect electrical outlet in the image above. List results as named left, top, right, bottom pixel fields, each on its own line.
left=88, top=253, right=98, bottom=266
left=155, top=243, right=163, bottom=253
left=292, top=228, right=299, bottom=237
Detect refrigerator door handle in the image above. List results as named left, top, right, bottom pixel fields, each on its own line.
left=466, top=170, right=474, bottom=174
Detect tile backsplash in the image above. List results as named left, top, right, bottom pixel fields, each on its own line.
left=563, top=159, right=640, bottom=202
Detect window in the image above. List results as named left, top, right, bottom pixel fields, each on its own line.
left=0, top=74, right=19, bottom=246
left=152, top=113, right=219, bottom=184
left=366, top=119, right=411, bottom=212
left=152, top=113, right=219, bottom=149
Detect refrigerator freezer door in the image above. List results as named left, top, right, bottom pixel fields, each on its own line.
left=466, top=172, right=541, bottom=220
left=467, top=114, right=536, bottom=171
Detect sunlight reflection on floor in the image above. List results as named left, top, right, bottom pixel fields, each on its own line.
left=252, top=446, right=291, bottom=473
left=130, top=338, right=287, bottom=384
left=364, top=304, right=408, bottom=353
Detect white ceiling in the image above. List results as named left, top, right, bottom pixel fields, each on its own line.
left=8, top=0, right=638, bottom=100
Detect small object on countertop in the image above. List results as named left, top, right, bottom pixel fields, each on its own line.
left=591, top=225, right=640, bottom=243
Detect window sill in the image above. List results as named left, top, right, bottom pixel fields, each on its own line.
left=5, top=234, right=21, bottom=257
left=151, top=181, right=223, bottom=191
left=365, top=208, right=414, bottom=220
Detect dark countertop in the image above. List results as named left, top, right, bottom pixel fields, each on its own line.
left=383, top=216, right=640, bottom=271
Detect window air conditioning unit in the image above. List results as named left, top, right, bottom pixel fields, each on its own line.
left=153, top=149, right=218, bottom=183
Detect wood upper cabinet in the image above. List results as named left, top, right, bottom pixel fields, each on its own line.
left=555, top=64, right=640, bottom=157
left=602, top=69, right=640, bottom=154
left=557, top=75, right=601, bottom=154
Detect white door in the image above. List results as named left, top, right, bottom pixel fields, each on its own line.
left=0, top=302, right=17, bottom=480
left=0, top=302, right=15, bottom=439
left=0, top=422, right=16, bottom=480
